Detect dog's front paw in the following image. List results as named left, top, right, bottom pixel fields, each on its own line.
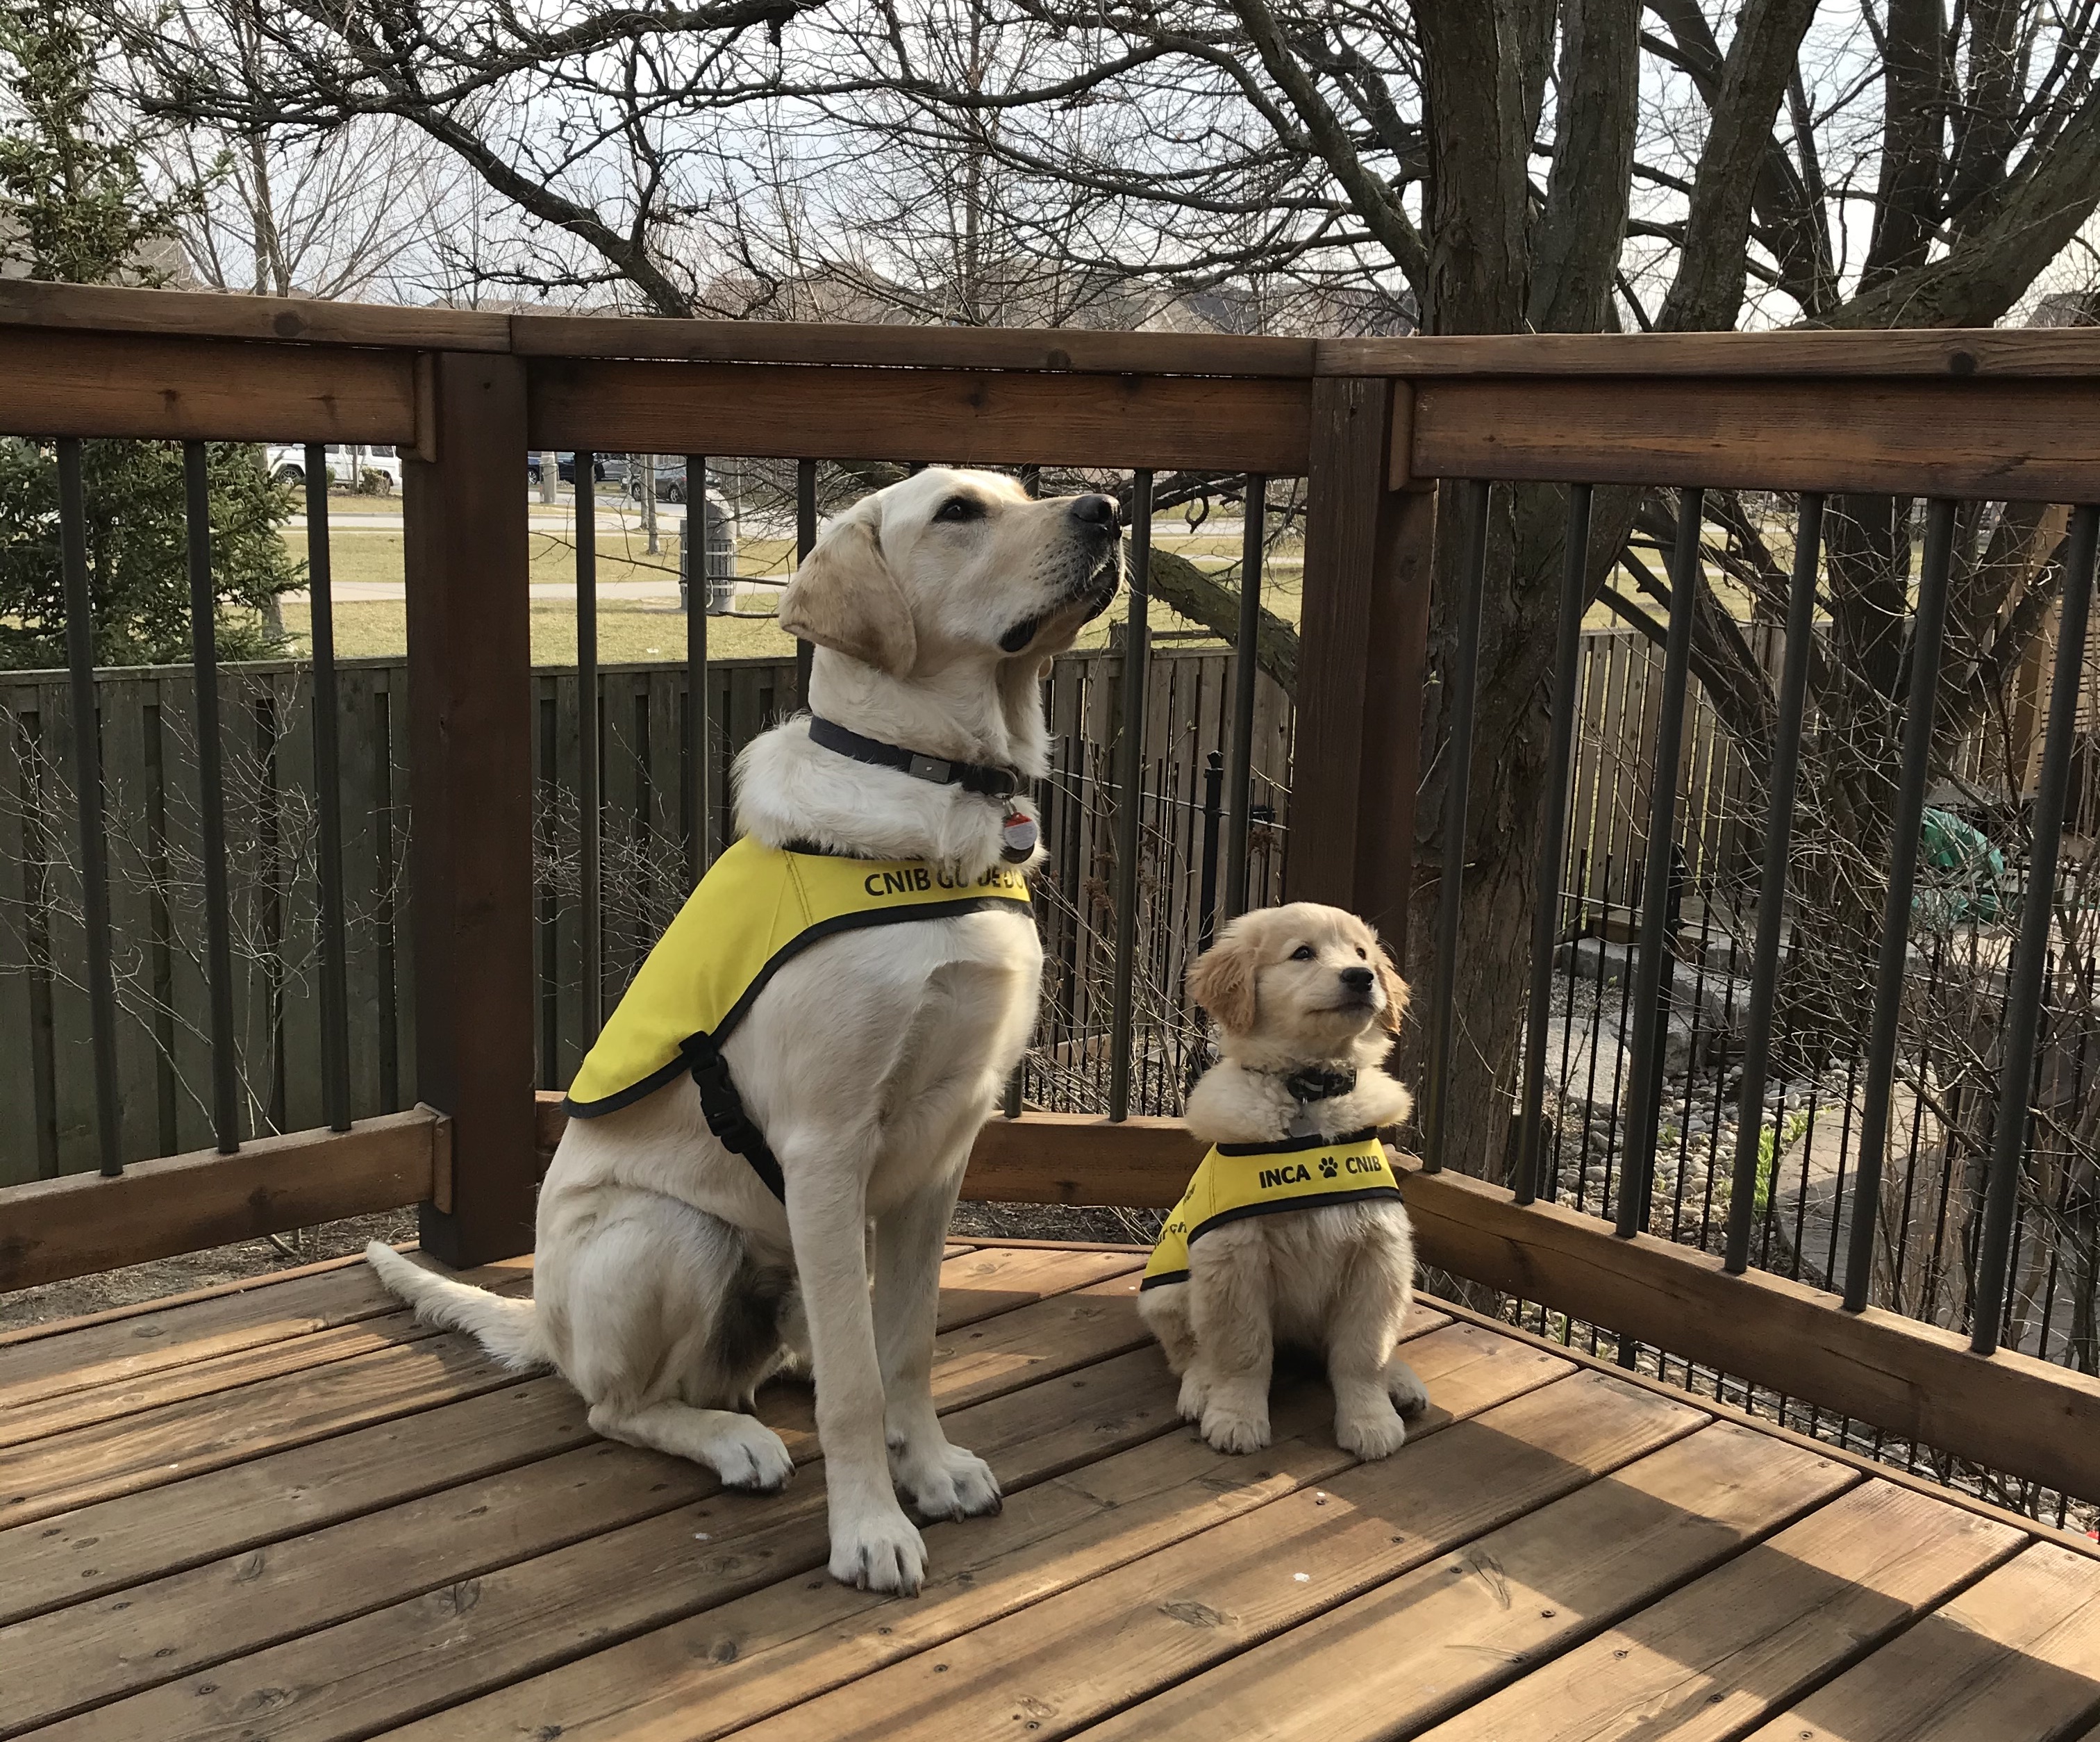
left=711, top=1416, right=795, bottom=1491
left=1385, top=1356, right=1431, bottom=1418
left=892, top=1438, right=1002, bottom=1520
left=1199, top=1399, right=1270, bottom=1454
left=828, top=1498, right=928, bottom=1595
left=1176, top=1367, right=1215, bottom=1423
left=1336, top=1401, right=1408, bottom=1461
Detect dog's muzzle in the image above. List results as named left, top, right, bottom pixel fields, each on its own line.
left=999, top=527, right=1123, bottom=654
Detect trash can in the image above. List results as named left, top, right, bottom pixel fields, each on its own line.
left=676, top=492, right=738, bottom=615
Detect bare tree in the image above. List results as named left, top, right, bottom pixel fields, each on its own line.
left=125, top=0, right=2100, bottom=1197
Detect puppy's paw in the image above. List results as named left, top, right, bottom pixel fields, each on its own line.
left=892, top=1438, right=1002, bottom=1520
left=1176, top=1367, right=1215, bottom=1423
left=1336, top=1401, right=1408, bottom=1461
left=710, top=1417, right=795, bottom=1492
left=1199, top=1400, right=1271, bottom=1455
left=1385, top=1357, right=1431, bottom=1418
left=828, top=1500, right=928, bottom=1596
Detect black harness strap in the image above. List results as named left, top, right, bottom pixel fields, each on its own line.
left=683, top=1033, right=788, bottom=1203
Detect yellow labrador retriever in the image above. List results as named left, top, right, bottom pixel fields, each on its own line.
left=369, top=467, right=1119, bottom=1594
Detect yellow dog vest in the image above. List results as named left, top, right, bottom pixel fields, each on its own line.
left=565, top=836, right=1032, bottom=1131
left=1141, top=1129, right=1401, bottom=1289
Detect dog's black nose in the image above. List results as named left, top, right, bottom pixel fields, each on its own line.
left=1069, top=494, right=1117, bottom=528
left=1340, top=966, right=1374, bottom=993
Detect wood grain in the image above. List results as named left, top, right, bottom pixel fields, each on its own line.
left=1081, top=1424, right=1856, bottom=1742
left=1407, top=374, right=2100, bottom=501
left=1323, top=326, right=2100, bottom=378
left=1398, top=1157, right=2100, bottom=1505
left=1288, top=375, right=1435, bottom=952
left=403, top=354, right=538, bottom=1268
left=731, top=1370, right=1704, bottom=1742
left=0, top=1246, right=1047, bottom=1628
left=382, top=1317, right=1551, bottom=1742
left=34, top=1277, right=1169, bottom=1742
left=526, top=358, right=1314, bottom=474
left=0, top=1279, right=527, bottom=1448
left=0, top=1111, right=440, bottom=1291
left=512, top=313, right=1315, bottom=376
left=0, top=328, right=417, bottom=442
left=0, top=281, right=511, bottom=351
left=1740, top=1542, right=2100, bottom=1742
left=0, top=1248, right=1130, bottom=1733
left=1419, top=1480, right=2025, bottom=1742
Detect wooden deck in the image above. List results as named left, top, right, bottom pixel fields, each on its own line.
left=3, top=1243, right=2098, bottom=1742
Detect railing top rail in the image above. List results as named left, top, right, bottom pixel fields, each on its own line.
left=1324, top=326, right=2100, bottom=379
left=0, top=281, right=1314, bottom=378
left=15, top=280, right=2100, bottom=383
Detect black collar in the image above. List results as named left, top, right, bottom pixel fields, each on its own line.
left=1283, top=1065, right=1358, bottom=1104
left=808, top=716, right=1020, bottom=802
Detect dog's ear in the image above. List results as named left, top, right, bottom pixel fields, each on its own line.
left=780, top=501, right=917, bottom=677
left=1373, top=939, right=1410, bottom=1035
left=1188, top=928, right=1259, bottom=1035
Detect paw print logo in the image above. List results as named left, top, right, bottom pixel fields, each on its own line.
left=1319, top=1157, right=1339, bottom=1179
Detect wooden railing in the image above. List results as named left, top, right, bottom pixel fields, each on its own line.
left=2, top=281, right=2098, bottom=1511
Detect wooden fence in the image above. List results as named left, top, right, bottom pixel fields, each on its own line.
left=3, top=622, right=1860, bottom=1186
left=0, top=646, right=1290, bottom=1184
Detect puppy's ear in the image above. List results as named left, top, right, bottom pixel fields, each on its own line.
left=1188, top=930, right=1258, bottom=1035
left=779, top=502, right=917, bottom=677
left=1373, top=940, right=1411, bottom=1035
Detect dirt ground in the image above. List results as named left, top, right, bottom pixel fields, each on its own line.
left=1, top=1201, right=1155, bottom=1334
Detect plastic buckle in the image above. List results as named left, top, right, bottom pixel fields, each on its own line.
left=907, top=752, right=951, bottom=783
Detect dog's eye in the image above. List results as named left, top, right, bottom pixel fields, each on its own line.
left=1356, top=947, right=1367, bottom=959
left=933, top=497, right=981, bottom=523
left=1290, top=945, right=1315, bottom=961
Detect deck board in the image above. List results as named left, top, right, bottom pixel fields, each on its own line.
left=1741, top=1541, right=2100, bottom=1742
left=1415, top=1479, right=2024, bottom=1742
left=373, top=1318, right=1553, bottom=1742
left=1, top=1241, right=2085, bottom=1742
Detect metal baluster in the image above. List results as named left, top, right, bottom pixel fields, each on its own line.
left=1841, top=497, right=1957, bottom=1313
left=1108, top=470, right=1153, bottom=1122
left=56, top=441, right=124, bottom=1175
left=1725, top=495, right=1824, bottom=1271
left=795, top=458, right=817, bottom=708
left=1422, top=480, right=1490, bottom=1176
left=1617, top=488, right=1705, bottom=1237
left=1515, top=484, right=1594, bottom=1204
left=577, top=453, right=601, bottom=1043
left=1971, top=503, right=2100, bottom=1354
left=685, top=454, right=711, bottom=884
left=303, top=446, right=351, bottom=1132
left=1198, top=750, right=1225, bottom=953
left=1224, top=473, right=1266, bottom=924
left=181, top=441, right=243, bottom=1152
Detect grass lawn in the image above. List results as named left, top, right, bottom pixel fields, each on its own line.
left=279, top=597, right=803, bottom=664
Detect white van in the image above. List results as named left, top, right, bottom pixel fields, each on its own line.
left=263, top=444, right=406, bottom=496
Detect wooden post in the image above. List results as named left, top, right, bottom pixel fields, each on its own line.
left=1288, top=376, right=1438, bottom=960
left=404, top=352, right=538, bottom=1266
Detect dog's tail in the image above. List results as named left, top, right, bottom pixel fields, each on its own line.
left=365, top=1240, right=548, bottom=1371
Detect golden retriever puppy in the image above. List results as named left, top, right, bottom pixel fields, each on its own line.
left=1139, top=904, right=1428, bottom=1459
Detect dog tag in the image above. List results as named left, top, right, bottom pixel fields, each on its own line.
left=1001, top=810, right=1039, bottom=863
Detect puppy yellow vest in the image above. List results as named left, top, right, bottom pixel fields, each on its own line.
left=1141, top=1129, right=1401, bottom=1289
left=565, top=836, right=1032, bottom=1191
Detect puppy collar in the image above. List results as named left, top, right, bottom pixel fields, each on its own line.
left=1283, top=1065, right=1358, bottom=1104
left=808, top=715, right=1020, bottom=800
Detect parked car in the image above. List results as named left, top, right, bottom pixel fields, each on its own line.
left=527, top=452, right=628, bottom=486
left=265, top=443, right=404, bottom=495
left=632, top=458, right=692, bottom=503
